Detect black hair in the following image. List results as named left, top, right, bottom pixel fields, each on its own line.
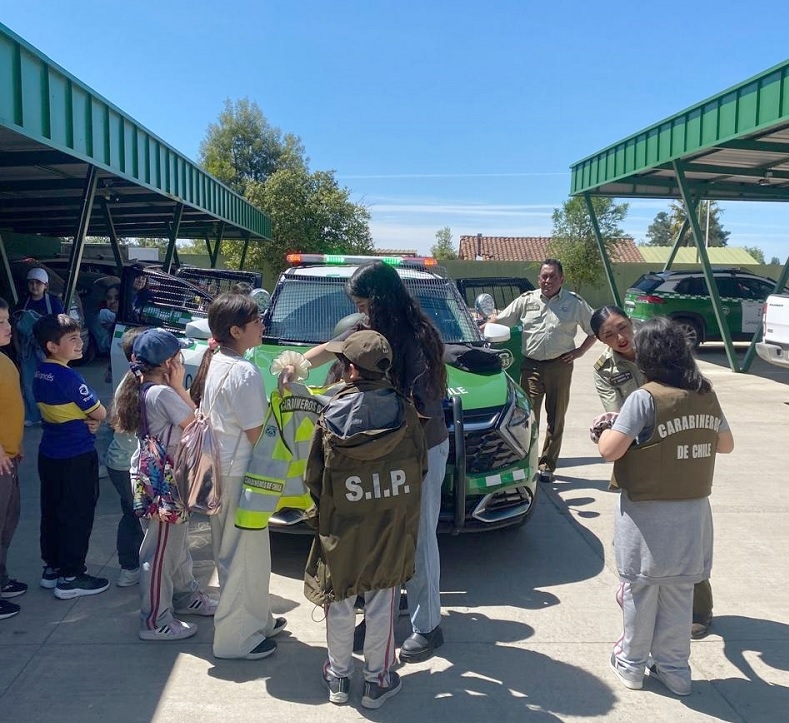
left=0, top=297, right=8, bottom=312
left=32, top=314, right=81, bottom=354
left=591, top=305, right=630, bottom=339
left=190, top=292, right=260, bottom=405
left=346, top=261, right=446, bottom=398
left=541, top=258, right=564, bottom=276
left=634, top=316, right=711, bottom=393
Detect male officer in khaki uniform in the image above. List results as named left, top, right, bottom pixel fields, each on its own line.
left=489, top=259, right=596, bottom=483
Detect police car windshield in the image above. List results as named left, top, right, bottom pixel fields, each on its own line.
left=265, top=274, right=482, bottom=345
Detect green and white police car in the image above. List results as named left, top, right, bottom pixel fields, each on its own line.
left=111, top=255, right=540, bottom=533
left=624, top=268, right=780, bottom=348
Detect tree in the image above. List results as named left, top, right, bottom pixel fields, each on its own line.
left=770, top=256, right=781, bottom=265
left=549, top=196, right=628, bottom=292
left=199, top=98, right=305, bottom=196
left=644, top=211, right=672, bottom=245
left=742, top=246, right=765, bottom=264
left=643, top=201, right=730, bottom=247
left=431, top=227, right=457, bottom=260
left=199, top=98, right=373, bottom=274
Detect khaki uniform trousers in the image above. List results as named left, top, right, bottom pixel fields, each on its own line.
left=520, top=356, right=573, bottom=473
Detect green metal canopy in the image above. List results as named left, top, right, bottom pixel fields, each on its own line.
left=0, top=21, right=270, bottom=242
left=569, top=59, right=789, bottom=373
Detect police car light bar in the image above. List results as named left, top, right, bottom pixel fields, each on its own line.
left=286, top=253, right=437, bottom=268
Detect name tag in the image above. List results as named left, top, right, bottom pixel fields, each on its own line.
left=610, top=371, right=634, bottom=386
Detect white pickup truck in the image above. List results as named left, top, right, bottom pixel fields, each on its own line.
left=756, top=294, right=789, bottom=367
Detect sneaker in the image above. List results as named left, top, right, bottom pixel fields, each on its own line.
left=362, top=671, right=402, bottom=709
left=243, top=638, right=277, bottom=660
left=322, top=661, right=350, bottom=705
left=269, top=617, right=287, bottom=638
left=174, top=590, right=218, bottom=616
left=40, top=567, right=59, bottom=589
left=139, top=619, right=198, bottom=641
left=1, top=579, right=28, bottom=599
left=648, top=663, right=691, bottom=696
left=0, top=599, right=21, bottom=620
left=54, top=574, right=110, bottom=600
left=538, top=467, right=554, bottom=484
left=117, top=567, right=141, bottom=587
left=609, top=653, right=643, bottom=690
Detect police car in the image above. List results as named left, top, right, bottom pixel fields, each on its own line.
left=111, top=255, right=540, bottom=533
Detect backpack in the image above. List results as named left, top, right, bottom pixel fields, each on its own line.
left=131, top=384, right=189, bottom=524
left=173, top=408, right=222, bottom=516
left=172, top=363, right=234, bottom=516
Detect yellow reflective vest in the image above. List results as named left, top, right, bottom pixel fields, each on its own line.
left=235, top=382, right=341, bottom=529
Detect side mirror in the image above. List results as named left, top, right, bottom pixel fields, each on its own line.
left=185, top=317, right=212, bottom=340
left=250, top=288, right=271, bottom=312
left=474, top=293, right=496, bottom=320
left=483, top=322, right=511, bottom=343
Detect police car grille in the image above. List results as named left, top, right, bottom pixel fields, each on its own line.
left=448, top=429, right=521, bottom=473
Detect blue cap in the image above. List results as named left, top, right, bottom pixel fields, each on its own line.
left=132, top=328, right=186, bottom=366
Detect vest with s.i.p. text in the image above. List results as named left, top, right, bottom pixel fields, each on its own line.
left=235, top=381, right=341, bottom=530
left=613, top=381, right=723, bottom=502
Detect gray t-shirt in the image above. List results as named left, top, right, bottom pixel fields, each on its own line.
left=129, top=384, right=193, bottom=474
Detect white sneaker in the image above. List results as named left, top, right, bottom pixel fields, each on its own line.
left=117, top=568, right=141, bottom=587
left=609, top=653, right=643, bottom=690
left=174, top=590, right=218, bottom=617
left=139, top=619, right=197, bottom=641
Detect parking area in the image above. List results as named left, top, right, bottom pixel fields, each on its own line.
left=0, top=337, right=786, bottom=722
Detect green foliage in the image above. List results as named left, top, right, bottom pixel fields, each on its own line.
left=644, top=211, right=672, bottom=245
left=431, top=226, right=457, bottom=260
left=199, top=98, right=305, bottom=196
left=198, top=98, right=373, bottom=275
left=770, top=256, right=781, bottom=265
left=742, top=245, right=765, bottom=264
left=549, top=196, right=628, bottom=292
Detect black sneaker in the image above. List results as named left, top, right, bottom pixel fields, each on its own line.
left=54, top=574, right=110, bottom=600
left=1, top=579, right=28, bottom=599
left=40, top=567, right=59, bottom=589
left=362, top=672, right=402, bottom=709
left=0, top=599, right=21, bottom=620
left=322, top=661, right=350, bottom=704
left=243, top=638, right=277, bottom=660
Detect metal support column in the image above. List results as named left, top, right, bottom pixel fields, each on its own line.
left=673, top=162, right=740, bottom=371
left=209, top=222, right=224, bottom=269
left=0, top=232, right=17, bottom=305
left=583, top=193, right=621, bottom=306
left=101, top=199, right=125, bottom=275
left=64, top=165, right=99, bottom=310
left=162, top=202, right=184, bottom=274
left=662, top=218, right=690, bottom=271
left=239, top=232, right=250, bottom=270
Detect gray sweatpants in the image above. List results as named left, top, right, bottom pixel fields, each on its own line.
left=0, top=459, right=21, bottom=589
left=327, top=587, right=398, bottom=685
left=613, top=580, right=694, bottom=688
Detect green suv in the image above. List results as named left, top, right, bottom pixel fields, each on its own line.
left=624, top=268, right=778, bottom=348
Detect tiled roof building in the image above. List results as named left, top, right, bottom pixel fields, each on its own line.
left=457, top=235, right=643, bottom=263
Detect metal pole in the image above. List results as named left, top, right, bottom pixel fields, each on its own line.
left=664, top=217, right=690, bottom=271
left=0, top=232, right=17, bottom=305
left=101, top=199, right=125, bottom=275
left=64, top=165, right=98, bottom=310
left=583, top=193, right=621, bottom=306
left=162, top=202, right=184, bottom=273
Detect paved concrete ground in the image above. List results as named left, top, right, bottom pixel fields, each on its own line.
left=0, top=341, right=787, bottom=722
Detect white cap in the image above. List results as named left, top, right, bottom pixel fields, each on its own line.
left=26, top=267, right=49, bottom=284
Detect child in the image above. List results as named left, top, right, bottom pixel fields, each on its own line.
left=114, top=328, right=217, bottom=640
left=596, top=316, right=734, bottom=696
left=32, top=314, right=108, bottom=599
left=0, top=298, right=26, bottom=619
left=190, top=293, right=286, bottom=659
left=105, top=327, right=146, bottom=587
left=15, top=267, right=64, bottom=426
left=303, top=330, right=427, bottom=709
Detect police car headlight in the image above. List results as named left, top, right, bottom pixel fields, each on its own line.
left=499, top=379, right=530, bottom=457
left=497, top=349, right=513, bottom=369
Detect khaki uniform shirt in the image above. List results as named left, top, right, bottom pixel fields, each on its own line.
left=496, top=287, right=594, bottom=361
left=593, top=347, right=644, bottom=412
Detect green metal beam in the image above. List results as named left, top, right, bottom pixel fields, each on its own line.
left=239, top=233, right=250, bottom=270
left=209, top=222, right=225, bottom=269
left=101, top=198, right=125, bottom=274
left=674, top=162, right=740, bottom=372
left=583, top=193, right=621, bottom=306
left=722, top=139, right=789, bottom=153
left=663, top=217, right=691, bottom=271
left=0, top=232, right=18, bottom=306
left=63, top=165, right=98, bottom=310
left=162, top=203, right=184, bottom=273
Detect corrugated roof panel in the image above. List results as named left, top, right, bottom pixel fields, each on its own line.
left=637, top=247, right=758, bottom=264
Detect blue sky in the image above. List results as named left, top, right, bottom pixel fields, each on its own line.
left=4, top=1, right=789, bottom=260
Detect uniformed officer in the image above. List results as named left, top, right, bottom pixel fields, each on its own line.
left=589, top=305, right=715, bottom=640
left=488, top=259, right=596, bottom=483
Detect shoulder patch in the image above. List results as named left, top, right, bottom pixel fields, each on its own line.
left=594, top=354, right=608, bottom=371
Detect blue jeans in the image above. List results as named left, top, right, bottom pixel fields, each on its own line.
left=406, top=439, right=449, bottom=634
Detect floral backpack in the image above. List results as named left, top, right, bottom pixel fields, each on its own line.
left=132, top=384, right=189, bottom=524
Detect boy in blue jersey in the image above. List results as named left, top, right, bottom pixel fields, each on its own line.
left=32, top=314, right=110, bottom=599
